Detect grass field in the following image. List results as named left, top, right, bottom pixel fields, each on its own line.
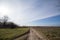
left=0, top=28, right=29, bottom=40
left=34, top=27, right=60, bottom=40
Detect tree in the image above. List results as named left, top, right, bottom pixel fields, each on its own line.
left=2, top=16, right=9, bottom=27
left=0, top=16, right=19, bottom=28
left=0, top=17, right=3, bottom=27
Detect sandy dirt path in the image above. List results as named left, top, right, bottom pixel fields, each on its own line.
left=13, top=28, right=48, bottom=40
left=28, top=28, right=47, bottom=40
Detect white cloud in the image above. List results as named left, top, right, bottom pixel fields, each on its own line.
left=0, top=0, right=60, bottom=25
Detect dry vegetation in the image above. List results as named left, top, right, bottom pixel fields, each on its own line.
left=34, top=27, right=60, bottom=40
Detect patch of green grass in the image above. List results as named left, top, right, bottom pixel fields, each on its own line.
left=0, top=28, right=29, bottom=40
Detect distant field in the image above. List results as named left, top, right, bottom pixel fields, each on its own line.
left=34, top=27, right=60, bottom=40
left=0, top=28, right=29, bottom=40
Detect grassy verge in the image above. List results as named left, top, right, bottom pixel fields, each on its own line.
left=0, top=27, right=29, bottom=40
left=34, top=27, right=60, bottom=40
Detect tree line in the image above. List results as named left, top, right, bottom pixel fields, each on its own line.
left=0, top=16, right=18, bottom=28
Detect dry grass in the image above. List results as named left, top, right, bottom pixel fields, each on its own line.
left=34, top=27, right=60, bottom=40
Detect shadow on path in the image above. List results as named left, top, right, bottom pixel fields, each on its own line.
left=12, top=29, right=30, bottom=40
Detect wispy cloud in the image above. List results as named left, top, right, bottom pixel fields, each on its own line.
left=0, top=0, right=60, bottom=25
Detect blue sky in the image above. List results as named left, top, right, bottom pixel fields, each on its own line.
left=0, top=0, right=60, bottom=26
left=27, top=15, right=60, bottom=26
